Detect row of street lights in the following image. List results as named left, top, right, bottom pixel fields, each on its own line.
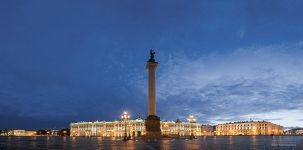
left=120, top=111, right=197, bottom=140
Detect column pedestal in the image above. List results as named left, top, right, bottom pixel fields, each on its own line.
left=145, top=115, right=161, bottom=138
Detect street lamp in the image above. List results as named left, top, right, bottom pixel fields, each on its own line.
left=121, top=111, right=130, bottom=141
left=187, top=115, right=196, bottom=139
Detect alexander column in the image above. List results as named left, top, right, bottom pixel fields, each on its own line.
left=145, top=49, right=161, bottom=138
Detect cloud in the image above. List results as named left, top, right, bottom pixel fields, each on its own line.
left=135, top=42, right=303, bottom=127
left=237, top=27, right=246, bottom=38
left=241, top=109, right=303, bottom=127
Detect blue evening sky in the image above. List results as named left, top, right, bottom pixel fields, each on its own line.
left=1, top=0, right=303, bottom=129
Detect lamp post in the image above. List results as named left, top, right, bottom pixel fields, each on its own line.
left=187, top=115, right=196, bottom=139
left=121, top=111, right=130, bottom=141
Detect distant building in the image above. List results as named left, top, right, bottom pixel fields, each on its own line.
left=70, top=118, right=202, bottom=137
left=216, top=121, right=283, bottom=136
left=285, top=128, right=303, bottom=135
left=11, top=130, right=37, bottom=136
left=296, top=129, right=303, bottom=134
left=57, top=128, right=70, bottom=136
left=201, top=125, right=215, bottom=136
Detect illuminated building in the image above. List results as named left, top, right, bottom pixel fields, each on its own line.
left=70, top=118, right=202, bottom=137
left=285, top=128, right=303, bottom=135
left=161, top=120, right=201, bottom=136
left=70, top=118, right=145, bottom=137
left=215, top=121, right=283, bottom=135
left=201, top=125, right=215, bottom=136
left=70, top=120, right=285, bottom=136
left=11, top=130, right=37, bottom=136
left=296, top=130, right=303, bottom=134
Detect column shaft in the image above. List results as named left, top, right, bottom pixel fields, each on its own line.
left=148, top=66, right=156, bottom=115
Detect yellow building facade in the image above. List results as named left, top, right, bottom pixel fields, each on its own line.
left=11, top=130, right=37, bottom=136
left=70, top=118, right=202, bottom=137
left=216, top=121, right=283, bottom=136
left=201, top=125, right=215, bottom=136
left=161, top=121, right=201, bottom=136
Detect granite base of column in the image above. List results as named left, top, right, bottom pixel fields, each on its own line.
left=145, top=115, right=161, bottom=138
